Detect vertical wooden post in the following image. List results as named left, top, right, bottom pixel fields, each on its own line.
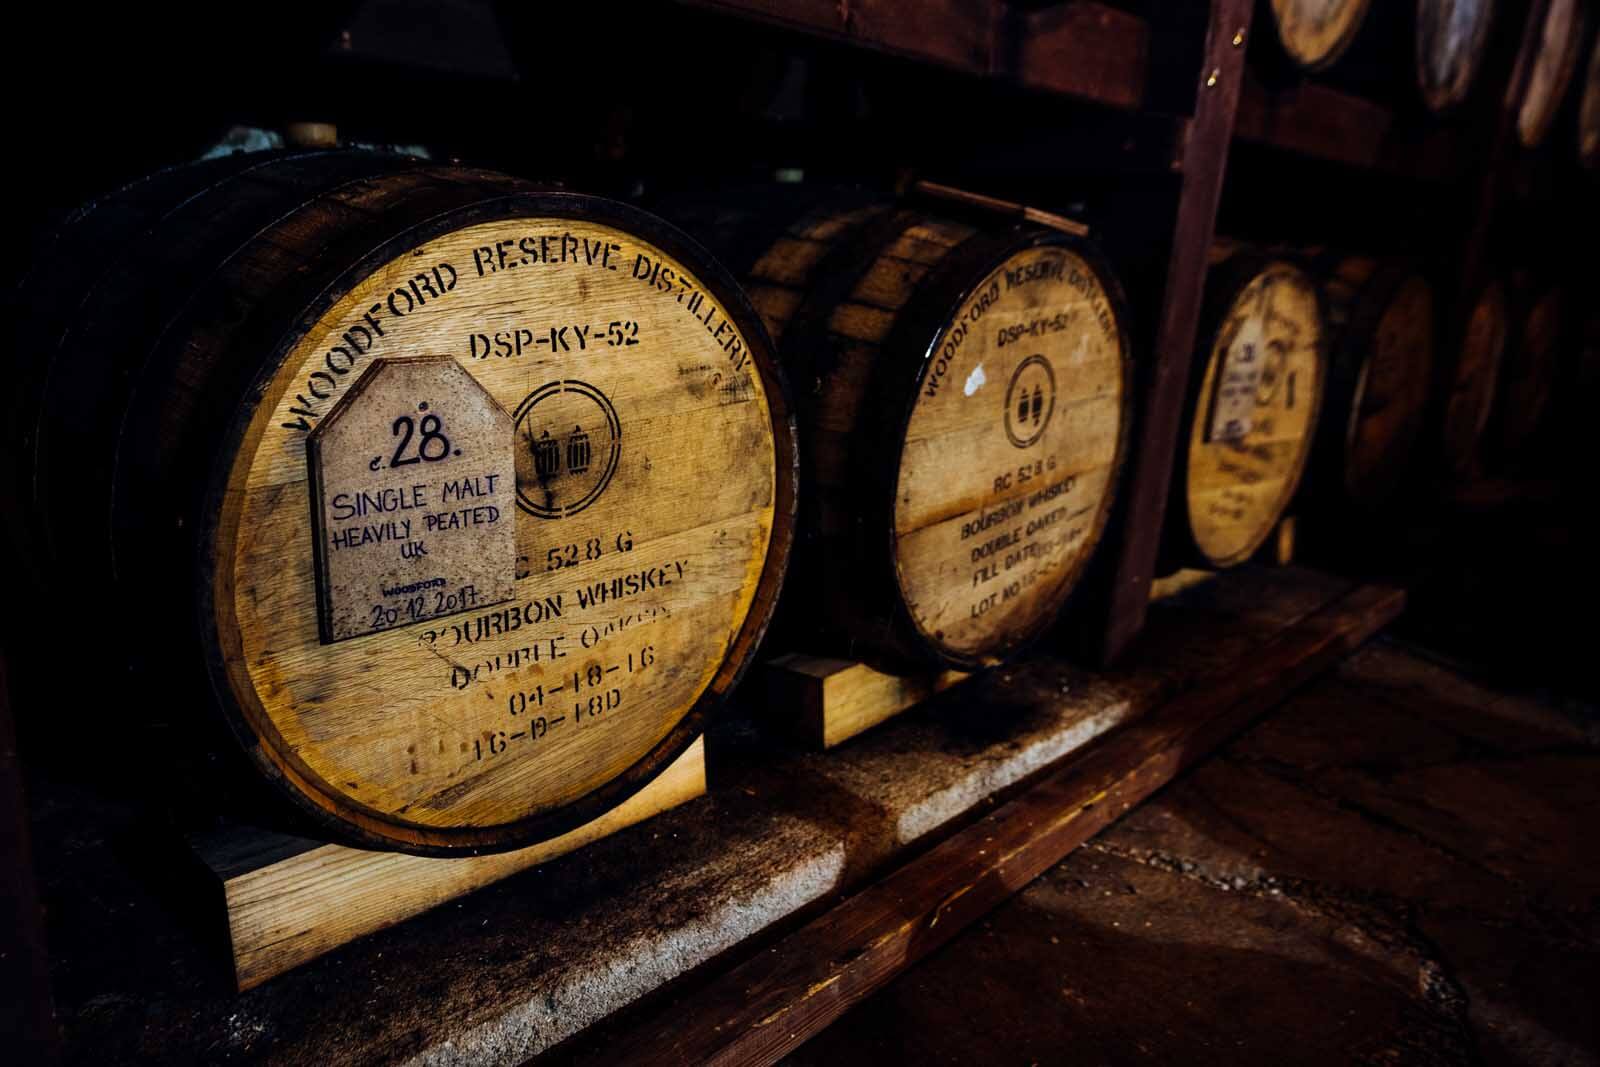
left=1097, top=0, right=1256, bottom=663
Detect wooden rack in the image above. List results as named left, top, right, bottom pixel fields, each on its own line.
left=659, top=0, right=1565, bottom=663
left=1, top=2, right=1583, bottom=1063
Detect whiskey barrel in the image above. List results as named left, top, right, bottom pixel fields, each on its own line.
left=8, top=153, right=797, bottom=854
left=1264, top=0, right=1496, bottom=111
left=1312, top=256, right=1436, bottom=510
left=1497, top=286, right=1568, bottom=456
left=1517, top=0, right=1589, bottom=148
left=1267, top=0, right=1376, bottom=72
left=1439, top=279, right=1509, bottom=478
left=1168, top=249, right=1326, bottom=570
left=1416, top=0, right=1499, bottom=111
left=662, top=191, right=1131, bottom=670
left=1579, top=30, right=1600, bottom=167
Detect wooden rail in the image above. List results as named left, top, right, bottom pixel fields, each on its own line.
left=580, top=582, right=1404, bottom=1065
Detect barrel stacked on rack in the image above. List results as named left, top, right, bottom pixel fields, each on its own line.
left=1496, top=281, right=1569, bottom=458
left=1166, top=246, right=1326, bottom=570
left=1312, top=254, right=1437, bottom=513
left=1166, top=245, right=1450, bottom=566
left=1519, top=0, right=1589, bottom=148
left=1262, top=0, right=1499, bottom=111
left=6, top=151, right=797, bottom=854
left=1439, top=279, right=1509, bottom=478
left=664, top=192, right=1132, bottom=671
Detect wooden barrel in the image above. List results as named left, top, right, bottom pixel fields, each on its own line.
left=1416, top=0, right=1499, bottom=111
left=1168, top=249, right=1326, bottom=570
left=1264, top=0, right=1496, bottom=110
left=1438, top=279, right=1509, bottom=478
left=1497, top=286, right=1568, bottom=455
left=1312, top=256, right=1436, bottom=511
left=1517, top=0, right=1589, bottom=148
left=1267, top=0, right=1376, bottom=72
left=1579, top=30, right=1600, bottom=167
left=7, top=152, right=797, bottom=854
left=663, top=192, right=1131, bottom=670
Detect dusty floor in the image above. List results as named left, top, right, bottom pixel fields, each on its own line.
left=781, top=643, right=1600, bottom=1066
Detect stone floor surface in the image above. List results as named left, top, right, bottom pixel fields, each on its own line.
left=781, top=642, right=1600, bottom=1067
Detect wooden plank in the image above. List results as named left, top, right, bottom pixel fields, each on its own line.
left=676, top=0, right=1149, bottom=109
left=1232, top=76, right=1463, bottom=181
left=586, top=582, right=1404, bottom=1067
left=1099, top=0, right=1255, bottom=663
left=762, top=654, right=969, bottom=749
left=675, top=0, right=993, bottom=74
left=196, top=738, right=707, bottom=991
left=1004, top=2, right=1149, bottom=107
left=1234, top=77, right=1392, bottom=164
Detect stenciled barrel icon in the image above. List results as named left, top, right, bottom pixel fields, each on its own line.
left=1312, top=255, right=1437, bottom=510
left=1439, top=279, right=1509, bottom=478
left=1497, top=285, right=1568, bottom=456
left=7, top=152, right=796, bottom=854
left=1517, top=0, right=1589, bottom=148
left=1416, top=0, right=1498, bottom=111
left=1579, top=30, right=1600, bottom=166
left=1168, top=248, right=1326, bottom=570
left=662, top=191, right=1131, bottom=670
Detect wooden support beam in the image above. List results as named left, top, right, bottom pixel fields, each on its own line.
left=1096, top=0, right=1255, bottom=663
left=675, top=1, right=1150, bottom=109
left=586, top=581, right=1404, bottom=1066
left=1232, top=78, right=1463, bottom=181
left=195, top=739, right=707, bottom=991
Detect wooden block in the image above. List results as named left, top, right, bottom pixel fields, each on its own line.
left=763, top=654, right=969, bottom=749
left=1149, top=568, right=1217, bottom=602
left=1274, top=515, right=1297, bottom=565
left=193, top=738, right=706, bottom=991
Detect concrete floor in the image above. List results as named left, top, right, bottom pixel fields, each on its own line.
left=782, top=643, right=1600, bottom=1066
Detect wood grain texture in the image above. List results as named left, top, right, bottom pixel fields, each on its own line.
left=892, top=242, right=1126, bottom=663
left=1440, top=279, right=1508, bottom=478
left=195, top=738, right=706, bottom=991
left=685, top=196, right=1132, bottom=671
left=1175, top=255, right=1325, bottom=569
left=1269, top=0, right=1375, bottom=71
left=1006, top=3, right=1150, bottom=108
left=586, top=582, right=1404, bottom=1067
left=1516, top=0, right=1588, bottom=147
left=211, top=207, right=792, bottom=853
left=762, top=654, right=969, bottom=749
left=676, top=0, right=1149, bottom=109
left=1498, top=286, right=1567, bottom=455
left=1416, top=0, right=1498, bottom=111
left=1581, top=33, right=1600, bottom=166
left=1314, top=256, right=1436, bottom=511
left=13, top=157, right=796, bottom=855
left=1099, top=0, right=1255, bottom=663
left=1232, top=75, right=1464, bottom=181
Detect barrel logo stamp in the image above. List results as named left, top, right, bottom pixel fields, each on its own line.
left=513, top=379, right=622, bottom=519
left=1003, top=354, right=1056, bottom=448
left=308, top=356, right=519, bottom=644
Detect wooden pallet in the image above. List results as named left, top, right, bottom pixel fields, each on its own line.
left=191, top=739, right=705, bottom=991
